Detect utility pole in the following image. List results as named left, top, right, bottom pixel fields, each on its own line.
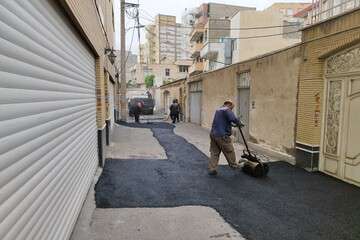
left=120, top=0, right=127, bottom=121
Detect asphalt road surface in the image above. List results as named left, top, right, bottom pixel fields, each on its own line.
left=96, top=122, right=360, bottom=240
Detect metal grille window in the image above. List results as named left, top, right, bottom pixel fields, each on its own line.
left=189, top=81, right=202, bottom=92
left=179, top=65, right=189, bottom=73
left=237, top=72, right=251, bottom=88
left=165, top=68, right=170, bottom=76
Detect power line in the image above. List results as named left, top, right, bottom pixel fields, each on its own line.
left=139, top=8, right=155, bottom=20
left=208, top=30, right=301, bottom=40
left=115, top=18, right=137, bottom=74
left=137, top=12, right=302, bottom=30
left=142, top=19, right=301, bottom=40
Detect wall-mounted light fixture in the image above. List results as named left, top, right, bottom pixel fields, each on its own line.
left=104, top=48, right=116, bottom=64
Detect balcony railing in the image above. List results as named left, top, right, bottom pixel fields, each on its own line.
left=200, top=42, right=223, bottom=60
left=190, top=24, right=205, bottom=42
left=190, top=42, right=203, bottom=58
left=310, top=0, right=360, bottom=24
left=189, top=61, right=204, bottom=75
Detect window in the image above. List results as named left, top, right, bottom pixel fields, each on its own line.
left=179, top=65, right=189, bottom=73
left=165, top=68, right=170, bottom=76
left=279, top=8, right=286, bottom=15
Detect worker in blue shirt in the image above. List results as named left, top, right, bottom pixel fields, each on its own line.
left=209, top=100, right=243, bottom=175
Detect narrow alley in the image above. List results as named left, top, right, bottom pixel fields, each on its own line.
left=1, top=1, right=360, bottom=240
left=72, top=121, right=360, bottom=240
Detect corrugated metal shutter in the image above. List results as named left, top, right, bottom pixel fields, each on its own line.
left=0, top=1, right=97, bottom=240
left=108, top=80, right=115, bottom=128
left=189, top=81, right=202, bottom=124
left=189, top=92, right=202, bottom=124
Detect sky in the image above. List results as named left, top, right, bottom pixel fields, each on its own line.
left=113, top=0, right=311, bottom=54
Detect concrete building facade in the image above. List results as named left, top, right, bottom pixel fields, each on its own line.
left=187, top=45, right=302, bottom=156
left=189, top=3, right=256, bottom=75
left=0, top=0, right=116, bottom=239
left=160, top=78, right=187, bottom=116
left=310, top=0, right=360, bottom=23
left=265, top=2, right=312, bottom=17
left=230, top=9, right=302, bottom=63
left=131, top=63, right=189, bottom=111
left=142, top=15, right=192, bottom=64
left=176, top=23, right=192, bottom=61
left=155, top=15, right=177, bottom=64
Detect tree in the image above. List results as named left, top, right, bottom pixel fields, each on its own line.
left=127, top=80, right=135, bottom=88
left=144, top=74, right=155, bottom=88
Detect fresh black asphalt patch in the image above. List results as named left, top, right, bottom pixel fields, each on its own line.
left=95, top=122, right=360, bottom=240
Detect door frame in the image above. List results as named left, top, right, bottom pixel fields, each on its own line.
left=319, top=44, right=360, bottom=186
left=236, top=71, right=251, bottom=142
left=188, top=81, right=203, bottom=125
left=189, top=91, right=202, bottom=124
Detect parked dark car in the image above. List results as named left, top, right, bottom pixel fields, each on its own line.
left=128, top=98, right=155, bottom=116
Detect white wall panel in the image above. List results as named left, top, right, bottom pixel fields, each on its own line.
left=0, top=0, right=97, bottom=239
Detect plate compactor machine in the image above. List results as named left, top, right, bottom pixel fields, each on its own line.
left=238, top=125, right=269, bottom=178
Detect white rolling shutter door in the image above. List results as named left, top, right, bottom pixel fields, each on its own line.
left=0, top=1, right=97, bottom=240
left=108, top=80, right=115, bottom=127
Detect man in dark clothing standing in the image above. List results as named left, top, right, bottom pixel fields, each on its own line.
left=169, top=99, right=181, bottom=124
left=209, top=100, right=243, bottom=175
left=133, top=101, right=143, bottom=123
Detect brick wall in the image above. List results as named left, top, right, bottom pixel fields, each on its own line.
left=296, top=8, right=360, bottom=146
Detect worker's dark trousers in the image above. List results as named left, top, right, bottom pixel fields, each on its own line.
left=134, top=113, right=140, bottom=123
left=170, top=113, right=180, bottom=123
left=209, top=134, right=237, bottom=171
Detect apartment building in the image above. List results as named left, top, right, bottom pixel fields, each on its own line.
left=115, top=50, right=137, bottom=86
left=176, top=23, right=192, bottom=61
left=0, top=0, right=116, bottom=239
left=142, top=24, right=157, bottom=64
left=189, top=3, right=255, bottom=75
left=310, top=0, right=360, bottom=23
left=142, top=14, right=191, bottom=65
left=131, top=62, right=189, bottom=112
left=231, top=9, right=303, bottom=63
left=265, top=2, right=312, bottom=17
left=131, top=63, right=188, bottom=88
left=154, top=15, right=177, bottom=64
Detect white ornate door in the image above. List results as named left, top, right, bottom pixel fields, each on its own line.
left=321, top=45, right=360, bottom=186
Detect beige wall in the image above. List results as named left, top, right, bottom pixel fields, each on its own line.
left=160, top=80, right=186, bottom=114
left=231, top=10, right=301, bottom=63
left=266, top=2, right=311, bottom=16
left=206, top=18, right=231, bottom=41
left=132, top=63, right=187, bottom=87
left=207, top=3, right=255, bottom=18
left=188, top=45, right=302, bottom=154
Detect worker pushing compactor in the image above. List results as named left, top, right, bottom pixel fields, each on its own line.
left=208, top=100, right=243, bottom=176
left=208, top=100, right=269, bottom=177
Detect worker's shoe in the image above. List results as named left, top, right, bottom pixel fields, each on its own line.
left=229, top=163, right=241, bottom=169
left=208, top=170, right=218, bottom=176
